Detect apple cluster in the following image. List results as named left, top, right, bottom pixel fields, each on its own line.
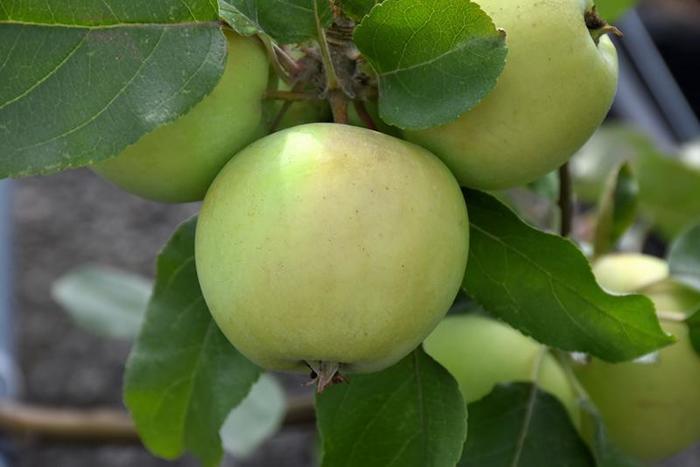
left=85, top=0, right=699, bottom=461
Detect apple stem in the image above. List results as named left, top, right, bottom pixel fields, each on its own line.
left=585, top=7, right=624, bottom=45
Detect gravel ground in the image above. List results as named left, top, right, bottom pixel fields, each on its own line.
left=9, top=169, right=315, bottom=467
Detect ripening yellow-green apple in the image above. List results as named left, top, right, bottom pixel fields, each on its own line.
left=93, top=31, right=269, bottom=203
left=593, top=253, right=700, bottom=311
left=574, top=253, right=700, bottom=461
left=195, top=123, right=469, bottom=380
left=424, top=314, right=579, bottom=423
left=405, top=0, right=619, bottom=190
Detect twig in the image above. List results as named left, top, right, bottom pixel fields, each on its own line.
left=558, top=162, right=574, bottom=237
left=353, top=101, right=377, bottom=130
left=314, top=1, right=348, bottom=124
left=0, top=394, right=316, bottom=444
left=264, top=90, right=319, bottom=101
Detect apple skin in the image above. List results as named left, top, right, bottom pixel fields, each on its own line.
left=405, top=0, right=618, bottom=190
left=423, top=314, right=579, bottom=423
left=574, top=253, right=700, bottom=461
left=93, top=31, right=269, bottom=203
left=195, top=123, right=469, bottom=373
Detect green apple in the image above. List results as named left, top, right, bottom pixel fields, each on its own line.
left=424, top=314, right=579, bottom=422
left=405, top=0, right=619, bottom=190
left=574, top=253, right=700, bottom=461
left=93, top=31, right=269, bottom=203
left=195, top=123, right=469, bottom=376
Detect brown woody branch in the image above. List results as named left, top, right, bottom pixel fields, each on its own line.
left=0, top=394, right=315, bottom=444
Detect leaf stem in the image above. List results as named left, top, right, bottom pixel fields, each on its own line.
left=558, top=162, right=574, bottom=237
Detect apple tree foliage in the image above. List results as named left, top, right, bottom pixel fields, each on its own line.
left=1, top=1, right=698, bottom=466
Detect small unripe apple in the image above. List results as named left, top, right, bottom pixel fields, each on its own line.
left=196, top=123, right=469, bottom=378
left=93, top=31, right=269, bottom=203
left=405, top=0, right=618, bottom=190
left=575, top=253, right=700, bottom=461
left=424, top=314, right=579, bottom=422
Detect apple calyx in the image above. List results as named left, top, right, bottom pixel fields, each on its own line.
left=585, top=7, right=623, bottom=45
left=306, top=361, right=348, bottom=393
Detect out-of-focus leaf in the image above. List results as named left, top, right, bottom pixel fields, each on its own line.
left=593, top=163, right=639, bottom=257
left=51, top=264, right=151, bottom=339
left=220, top=374, right=286, bottom=459
left=571, top=126, right=646, bottom=202
left=686, top=309, right=700, bottom=357
left=668, top=224, right=700, bottom=292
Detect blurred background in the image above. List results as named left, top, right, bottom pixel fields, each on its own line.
left=1, top=0, right=699, bottom=466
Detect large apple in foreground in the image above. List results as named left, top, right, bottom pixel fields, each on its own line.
left=405, top=0, right=619, bottom=190
left=93, top=31, right=269, bottom=203
left=574, top=253, right=700, bottom=461
left=424, top=314, right=579, bottom=422
left=195, top=123, right=469, bottom=376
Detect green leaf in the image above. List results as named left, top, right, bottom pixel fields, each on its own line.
left=579, top=399, right=641, bottom=467
left=218, top=0, right=332, bottom=43
left=635, top=147, right=700, bottom=240
left=353, top=0, right=507, bottom=130
left=316, top=348, right=467, bottom=467
left=596, top=0, right=638, bottom=23
left=572, top=125, right=700, bottom=239
left=51, top=264, right=151, bottom=340
left=593, top=163, right=639, bottom=257
left=124, top=218, right=261, bottom=467
left=668, top=224, right=700, bottom=292
left=463, top=189, right=674, bottom=362
left=571, top=125, right=646, bottom=202
left=0, top=1, right=225, bottom=178
left=526, top=171, right=559, bottom=202
left=341, top=0, right=383, bottom=20
left=687, top=309, right=700, bottom=357
left=459, top=383, right=594, bottom=467
left=220, top=374, right=286, bottom=459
